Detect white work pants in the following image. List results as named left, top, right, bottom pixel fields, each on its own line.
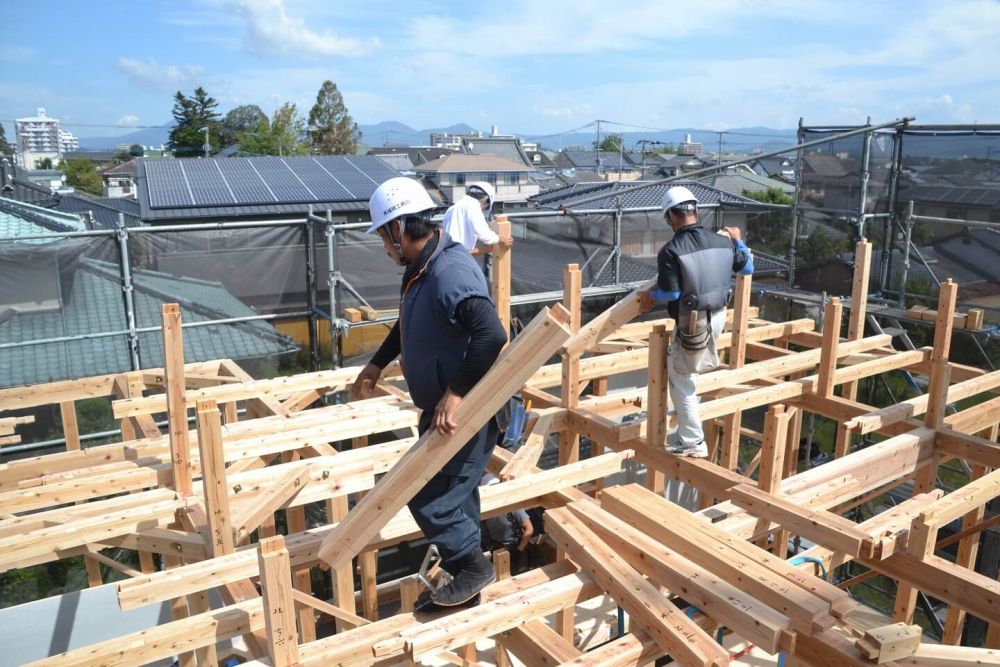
left=667, top=309, right=728, bottom=447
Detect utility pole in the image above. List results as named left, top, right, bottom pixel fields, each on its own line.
left=200, top=126, right=210, bottom=158
left=717, top=131, right=723, bottom=166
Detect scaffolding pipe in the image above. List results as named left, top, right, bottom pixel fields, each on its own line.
left=899, top=201, right=915, bottom=308
left=856, top=118, right=873, bottom=239
left=613, top=200, right=623, bottom=284
left=788, top=117, right=806, bottom=286
left=881, top=128, right=906, bottom=293
left=560, top=117, right=913, bottom=210
left=325, top=211, right=342, bottom=369
left=115, top=213, right=141, bottom=370
left=305, top=207, right=319, bottom=371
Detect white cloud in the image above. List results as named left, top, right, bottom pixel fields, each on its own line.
left=117, top=114, right=140, bottom=127
left=225, top=0, right=378, bottom=58
left=115, top=58, right=205, bottom=91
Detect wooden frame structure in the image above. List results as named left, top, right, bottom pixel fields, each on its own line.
left=2, top=238, right=999, bottom=666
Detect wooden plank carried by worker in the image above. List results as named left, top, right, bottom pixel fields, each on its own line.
left=562, top=279, right=656, bottom=356
left=545, top=507, right=730, bottom=667
left=316, top=304, right=571, bottom=569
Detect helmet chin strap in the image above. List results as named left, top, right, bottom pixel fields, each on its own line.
left=386, top=219, right=409, bottom=266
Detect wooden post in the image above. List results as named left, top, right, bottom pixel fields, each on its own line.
left=559, top=263, right=583, bottom=467
left=492, top=216, right=512, bottom=335
left=894, top=279, right=958, bottom=623
left=282, top=451, right=317, bottom=643
left=785, top=406, right=803, bottom=477
left=196, top=400, right=234, bottom=557
left=557, top=265, right=582, bottom=641
left=60, top=401, right=80, bottom=451
left=258, top=536, right=300, bottom=667
left=326, top=495, right=359, bottom=632
left=162, top=304, right=192, bottom=496
left=835, top=240, right=872, bottom=457
left=721, top=273, right=752, bottom=470
left=760, top=405, right=794, bottom=556
left=645, top=325, right=668, bottom=493
left=493, top=549, right=512, bottom=667
left=352, top=435, right=380, bottom=622
left=942, top=424, right=997, bottom=644
left=817, top=297, right=843, bottom=401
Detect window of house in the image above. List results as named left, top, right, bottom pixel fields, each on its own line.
left=945, top=208, right=964, bottom=221
left=484, top=173, right=496, bottom=185
left=505, top=173, right=519, bottom=185
left=455, top=173, right=465, bottom=186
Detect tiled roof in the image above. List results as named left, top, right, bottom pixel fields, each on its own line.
left=531, top=180, right=769, bottom=211
left=801, top=152, right=854, bottom=178
left=103, top=159, right=139, bottom=176
left=901, top=184, right=1000, bottom=208
left=555, top=150, right=632, bottom=170
left=55, top=194, right=139, bottom=228
left=525, top=151, right=556, bottom=168
left=373, top=153, right=415, bottom=172
left=460, top=137, right=532, bottom=167
left=698, top=172, right=795, bottom=198
left=415, top=154, right=535, bottom=173
left=0, top=197, right=86, bottom=243
left=0, top=258, right=298, bottom=388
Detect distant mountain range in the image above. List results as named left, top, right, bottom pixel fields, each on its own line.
left=78, top=121, right=988, bottom=159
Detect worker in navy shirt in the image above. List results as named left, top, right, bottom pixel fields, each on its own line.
left=639, top=186, right=753, bottom=458
left=352, top=177, right=508, bottom=609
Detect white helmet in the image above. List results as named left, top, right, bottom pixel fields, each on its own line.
left=467, top=181, right=496, bottom=207
left=366, top=177, right=436, bottom=234
left=661, top=186, right=698, bottom=214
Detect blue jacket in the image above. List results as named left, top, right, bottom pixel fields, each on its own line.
left=399, top=232, right=493, bottom=413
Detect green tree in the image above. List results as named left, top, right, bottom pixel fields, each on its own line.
left=59, top=159, right=103, bottom=196
left=655, top=144, right=678, bottom=154
left=237, top=103, right=308, bottom=156
left=308, top=81, right=360, bottom=155
left=798, top=226, right=843, bottom=265
left=594, top=133, right=623, bottom=153
left=114, top=149, right=131, bottom=162
left=168, top=86, right=221, bottom=157
left=129, top=144, right=144, bottom=157
left=36, top=157, right=54, bottom=170
left=219, top=104, right=268, bottom=147
left=0, top=123, right=12, bottom=156
left=743, top=187, right=794, bottom=257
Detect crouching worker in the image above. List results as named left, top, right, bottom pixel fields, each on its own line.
left=639, top=186, right=754, bottom=458
left=352, top=177, right=508, bottom=610
left=479, top=471, right=534, bottom=574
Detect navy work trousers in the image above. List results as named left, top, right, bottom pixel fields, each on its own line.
left=408, top=412, right=498, bottom=566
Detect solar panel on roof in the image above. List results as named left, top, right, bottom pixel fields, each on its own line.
left=254, top=158, right=316, bottom=202
left=145, top=160, right=194, bottom=208
left=180, top=159, right=237, bottom=206
left=292, top=158, right=353, bottom=200
left=218, top=159, right=277, bottom=204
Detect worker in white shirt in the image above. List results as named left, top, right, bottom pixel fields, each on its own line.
left=442, top=181, right=514, bottom=256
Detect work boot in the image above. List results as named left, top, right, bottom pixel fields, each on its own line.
left=430, top=549, right=495, bottom=607
left=414, top=591, right=481, bottom=614
left=665, top=439, right=708, bottom=458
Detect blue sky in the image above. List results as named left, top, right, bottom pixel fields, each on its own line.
left=1, top=0, right=998, bottom=141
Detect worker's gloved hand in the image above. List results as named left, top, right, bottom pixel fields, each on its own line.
left=434, top=388, right=462, bottom=435
left=638, top=290, right=656, bottom=313
left=721, top=226, right=742, bottom=243
left=351, top=363, right=381, bottom=401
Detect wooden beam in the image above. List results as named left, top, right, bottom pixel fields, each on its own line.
left=503, top=620, right=582, bottom=666
left=317, top=305, right=571, bottom=570
left=499, top=409, right=557, bottom=480
left=817, top=297, right=843, bottom=399
left=545, top=507, right=730, bottom=667
left=729, top=484, right=876, bottom=559
left=563, top=279, right=656, bottom=356
left=257, top=536, right=300, bottom=666
left=231, top=465, right=310, bottom=544
left=566, top=500, right=795, bottom=653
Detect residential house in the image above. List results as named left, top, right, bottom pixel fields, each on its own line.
left=798, top=151, right=859, bottom=211
left=657, top=153, right=708, bottom=178
left=102, top=159, right=138, bottom=198
left=899, top=184, right=1000, bottom=226
left=525, top=150, right=556, bottom=171
left=752, top=156, right=796, bottom=182
left=414, top=153, right=538, bottom=205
